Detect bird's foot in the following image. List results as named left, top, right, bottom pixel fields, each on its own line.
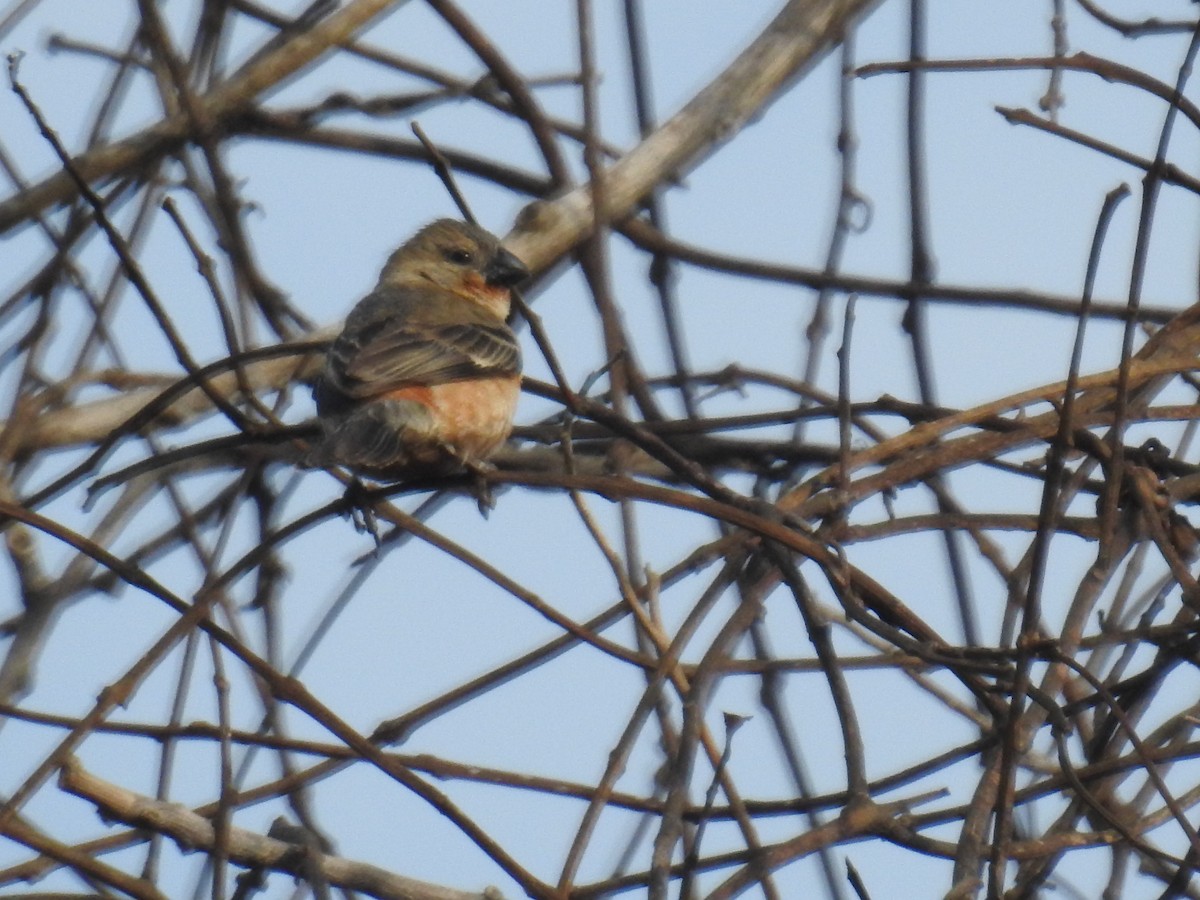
left=343, top=477, right=383, bottom=548
left=462, top=458, right=497, bottom=517
left=434, top=441, right=498, bottom=516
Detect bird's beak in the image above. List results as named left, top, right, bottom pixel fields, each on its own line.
left=484, top=247, right=529, bottom=287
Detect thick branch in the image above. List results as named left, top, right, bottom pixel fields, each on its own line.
left=0, top=0, right=408, bottom=233
left=4, top=340, right=328, bottom=455
left=504, top=0, right=884, bottom=271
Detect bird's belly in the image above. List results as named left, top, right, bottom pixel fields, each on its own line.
left=426, top=376, right=520, bottom=460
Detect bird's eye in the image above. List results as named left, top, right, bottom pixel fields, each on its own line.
left=444, top=248, right=474, bottom=265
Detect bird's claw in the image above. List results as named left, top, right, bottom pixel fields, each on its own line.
left=462, top=457, right=497, bottom=517
left=343, top=478, right=383, bottom=548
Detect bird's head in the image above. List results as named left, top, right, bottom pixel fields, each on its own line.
left=378, top=219, right=529, bottom=319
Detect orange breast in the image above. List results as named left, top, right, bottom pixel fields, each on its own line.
left=382, top=385, right=434, bottom=407
left=424, top=376, right=520, bottom=460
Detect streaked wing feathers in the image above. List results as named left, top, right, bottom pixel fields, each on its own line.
left=330, top=318, right=519, bottom=400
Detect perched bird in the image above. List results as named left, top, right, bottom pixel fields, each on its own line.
left=310, top=219, right=528, bottom=479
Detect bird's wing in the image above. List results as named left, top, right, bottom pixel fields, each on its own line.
left=322, top=293, right=519, bottom=403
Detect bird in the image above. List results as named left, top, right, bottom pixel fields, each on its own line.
left=309, top=219, right=528, bottom=480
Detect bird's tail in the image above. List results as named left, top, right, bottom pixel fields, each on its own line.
left=306, top=398, right=439, bottom=474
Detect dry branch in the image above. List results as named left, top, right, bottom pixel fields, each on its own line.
left=59, top=757, right=500, bottom=900
left=0, top=0, right=409, bottom=232
left=505, top=0, right=884, bottom=271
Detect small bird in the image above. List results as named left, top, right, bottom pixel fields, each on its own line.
left=310, top=219, right=528, bottom=479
